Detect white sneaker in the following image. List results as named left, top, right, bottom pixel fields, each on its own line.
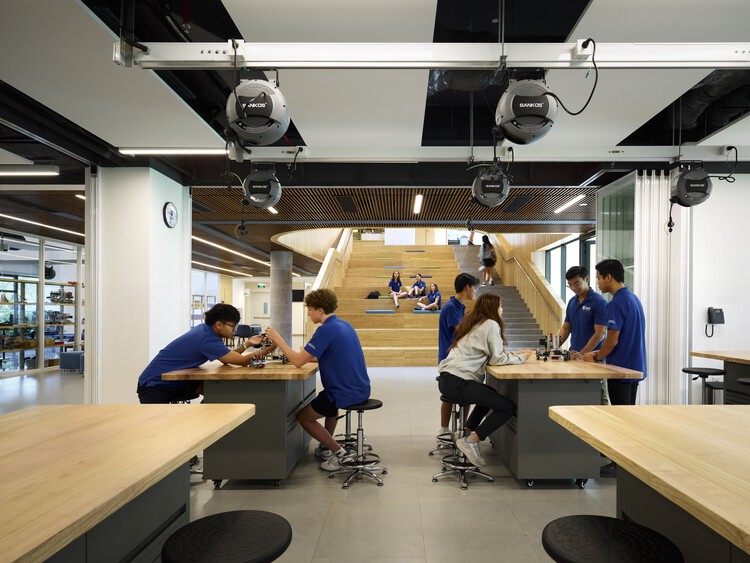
left=320, top=453, right=350, bottom=471
left=456, top=436, right=486, bottom=467
left=314, top=445, right=332, bottom=459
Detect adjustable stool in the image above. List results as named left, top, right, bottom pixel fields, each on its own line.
left=328, top=399, right=387, bottom=489
left=542, top=515, right=683, bottom=563
left=169, top=395, right=202, bottom=474
left=428, top=395, right=455, bottom=456
left=334, top=407, right=372, bottom=454
left=161, top=510, right=292, bottom=563
left=682, top=367, right=725, bottom=404
left=431, top=397, right=493, bottom=490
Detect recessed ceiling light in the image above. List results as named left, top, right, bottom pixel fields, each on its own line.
left=0, top=213, right=84, bottom=237
left=192, top=260, right=253, bottom=276
left=192, top=236, right=270, bottom=267
left=413, top=194, right=424, bottom=214
left=268, top=207, right=279, bottom=214
left=554, top=194, right=585, bottom=214
left=119, top=148, right=227, bottom=156
left=75, top=194, right=86, bottom=200
left=0, top=165, right=59, bottom=176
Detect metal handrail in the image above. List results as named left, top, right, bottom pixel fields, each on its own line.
left=498, top=253, right=563, bottom=321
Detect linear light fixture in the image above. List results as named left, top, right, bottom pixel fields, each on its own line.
left=192, top=260, right=253, bottom=276
left=268, top=206, right=279, bottom=214
left=554, top=194, right=586, bottom=214
left=413, top=194, right=424, bottom=214
left=191, top=236, right=270, bottom=267
left=0, top=213, right=84, bottom=237
left=75, top=194, right=86, bottom=200
left=119, top=148, right=227, bottom=156
left=0, top=165, right=59, bottom=176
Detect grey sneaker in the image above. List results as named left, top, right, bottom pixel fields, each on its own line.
left=456, top=437, right=486, bottom=467
left=320, top=453, right=351, bottom=471
left=314, top=445, right=332, bottom=459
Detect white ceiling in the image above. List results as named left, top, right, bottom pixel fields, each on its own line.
left=0, top=0, right=748, bottom=165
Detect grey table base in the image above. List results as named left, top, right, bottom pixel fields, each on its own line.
left=488, top=378, right=602, bottom=484
left=617, top=468, right=750, bottom=563
left=202, top=378, right=315, bottom=483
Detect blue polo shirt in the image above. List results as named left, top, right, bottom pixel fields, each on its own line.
left=137, top=323, right=229, bottom=390
left=304, top=315, right=370, bottom=408
left=564, top=290, right=607, bottom=352
left=605, top=287, right=647, bottom=381
left=388, top=279, right=402, bottom=292
left=438, top=296, right=465, bottom=363
left=427, top=291, right=442, bottom=308
left=412, top=279, right=426, bottom=294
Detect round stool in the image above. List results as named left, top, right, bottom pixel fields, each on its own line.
left=542, top=515, right=683, bottom=563
left=328, top=398, right=387, bottom=489
left=682, top=367, right=725, bottom=404
left=431, top=397, right=493, bottom=489
left=428, top=395, right=456, bottom=456
left=161, top=510, right=292, bottom=563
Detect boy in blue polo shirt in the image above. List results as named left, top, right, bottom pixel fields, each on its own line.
left=266, top=288, right=370, bottom=472
left=436, top=273, right=477, bottom=438
left=558, top=266, right=607, bottom=358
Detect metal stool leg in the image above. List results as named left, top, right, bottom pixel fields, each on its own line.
left=432, top=403, right=493, bottom=489
left=329, top=409, right=387, bottom=489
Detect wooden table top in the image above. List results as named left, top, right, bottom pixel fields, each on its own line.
left=486, top=357, right=642, bottom=380
left=691, top=350, right=750, bottom=365
left=163, top=360, right=319, bottom=381
left=549, top=405, right=750, bottom=554
left=0, top=403, right=255, bottom=563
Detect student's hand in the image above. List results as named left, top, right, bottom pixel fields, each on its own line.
left=245, top=335, right=264, bottom=347
left=514, top=349, right=534, bottom=360
left=569, top=349, right=583, bottom=360
left=265, top=327, right=281, bottom=345
left=582, top=351, right=597, bottom=363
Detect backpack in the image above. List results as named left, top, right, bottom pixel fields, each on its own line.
left=366, top=291, right=380, bottom=299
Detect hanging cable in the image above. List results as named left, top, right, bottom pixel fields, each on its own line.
left=710, top=146, right=738, bottom=183
left=545, top=39, right=598, bottom=116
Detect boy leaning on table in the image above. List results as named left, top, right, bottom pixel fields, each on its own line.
left=137, top=303, right=268, bottom=404
left=265, top=288, right=371, bottom=472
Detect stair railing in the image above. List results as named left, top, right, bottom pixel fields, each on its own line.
left=491, top=235, right=565, bottom=335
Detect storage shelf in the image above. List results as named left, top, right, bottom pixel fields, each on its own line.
left=0, top=324, right=37, bottom=329
left=44, top=302, right=75, bottom=306
left=0, top=302, right=36, bottom=306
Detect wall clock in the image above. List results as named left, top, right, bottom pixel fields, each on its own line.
left=163, top=202, right=178, bottom=228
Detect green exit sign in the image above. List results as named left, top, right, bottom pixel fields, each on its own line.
left=257, top=283, right=266, bottom=288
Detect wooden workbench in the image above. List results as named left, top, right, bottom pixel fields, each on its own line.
left=549, top=404, right=750, bottom=562
left=164, top=360, right=319, bottom=486
left=484, top=358, right=641, bottom=486
left=0, top=403, right=254, bottom=563
left=692, top=350, right=750, bottom=404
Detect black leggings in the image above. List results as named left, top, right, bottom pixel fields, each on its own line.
left=607, top=380, right=639, bottom=405
left=438, top=373, right=516, bottom=440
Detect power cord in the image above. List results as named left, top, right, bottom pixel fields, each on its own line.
left=546, top=38, right=599, bottom=116
left=710, top=145, right=738, bottom=183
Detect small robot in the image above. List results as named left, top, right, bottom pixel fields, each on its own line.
left=535, top=334, right=571, bottom=362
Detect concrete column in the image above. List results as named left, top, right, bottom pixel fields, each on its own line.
left=270, top=251, right=293, bottom=345
left=85, top=167, right=191, bottom=404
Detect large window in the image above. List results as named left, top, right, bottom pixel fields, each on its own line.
left=545, top=234, right=596, bottom=301
left=190, top=269, right=220, bottom=326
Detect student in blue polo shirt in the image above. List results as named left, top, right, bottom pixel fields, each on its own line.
left=266, top=288, right=370, bottom=472
left=583, top=258, right=647, bottom=405
left=417, top=283, right=442, bottom=310
left=435, top=273, right=477, bottom=440
left=408, top=273, right=427, bottom=298
left=558, top=266, right=607, bottom=358
left=388, top=270, right=408, bottom=308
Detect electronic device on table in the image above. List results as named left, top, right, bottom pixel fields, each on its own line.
left=535, top=334, right=570, bottom=362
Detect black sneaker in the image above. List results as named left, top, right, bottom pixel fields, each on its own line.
left=600, top=461, right=617, bottom=478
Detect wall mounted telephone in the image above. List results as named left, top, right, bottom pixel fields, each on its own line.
left=706, top=307, right=725, bottom=338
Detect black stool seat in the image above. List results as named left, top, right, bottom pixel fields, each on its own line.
left=542, top=515, right=683, bottom=563
left=682, top=367, right=726, bottom=377
left=161, top=510, right=292, bottom=563
left=439, top=395, right=468, bottom=407
left=706, top=380, right=724, bottom=390
left=737, top=377, right=750, bottom=386
left=344, top=398, right=382, bottom=411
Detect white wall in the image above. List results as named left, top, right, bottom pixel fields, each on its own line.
left=689, top=174, right=750, bottom=400
left=384, top=228, right=416, bottom=245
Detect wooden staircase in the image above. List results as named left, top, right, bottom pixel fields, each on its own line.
left=333, top=241, right=458, bottom=366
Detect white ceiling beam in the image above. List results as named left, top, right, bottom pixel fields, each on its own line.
left=125, top=41, right=750, bottom=70
left=234, top=145, right=743, bottom=164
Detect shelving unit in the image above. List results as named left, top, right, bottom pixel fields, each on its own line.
left=0, top=277, right=84, bottom=372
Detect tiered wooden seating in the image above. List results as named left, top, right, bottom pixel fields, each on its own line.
left=333, top=242, right=459, bottom=366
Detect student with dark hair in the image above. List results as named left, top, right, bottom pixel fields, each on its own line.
left=438, top=293, right=532, bottom=467
left=137, top=303, right=266, bottom=403
left=558, top=265, right=607, bottom=359
left=266, top=289, right=370, bottom=472
left=435, top=273, right=477, bottom=441
left=388, top=270, right=408, bottom=308
left=417, top=283, right=441, bottom=310
left=584, top=258, right=647, bottom=406
left=408, top=273, right=427, bottom=298
left=477, top=234, right=497, bottom=286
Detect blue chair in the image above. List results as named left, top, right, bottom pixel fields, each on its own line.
left=233, top=324, right=253, bottom=347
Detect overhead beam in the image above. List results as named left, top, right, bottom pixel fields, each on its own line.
left=123, top=41, right=750, bottom=70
